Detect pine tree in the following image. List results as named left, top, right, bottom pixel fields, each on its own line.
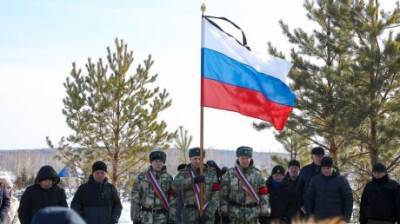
left=49, top=38, right=176, bottom=186
left=174, top=126, right=193, bottom=164
left=350, top=0, right=400, bottom=166
left=256, top=0, right=357, bottom=164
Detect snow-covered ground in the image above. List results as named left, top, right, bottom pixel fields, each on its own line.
left=119, top=200, right=131, bottom=224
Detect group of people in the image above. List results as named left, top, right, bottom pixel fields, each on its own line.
left=0, top=161, right=122, bottom=224
left=0, top=146, right=397, bottom=224
left=131, top=146, right=400, bottom=224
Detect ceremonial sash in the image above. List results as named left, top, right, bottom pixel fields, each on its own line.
left=233, top=165, right=260, bottom=205
left=189, top=170, right=209, bottom=214
left=145, top=168, right=170, bottom=211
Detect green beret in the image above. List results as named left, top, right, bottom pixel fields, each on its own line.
left=236, top=146, right=253, bottom=157
left=149, top=150, right=166, bottom=163
left=189, top=147, right=204, bottom=158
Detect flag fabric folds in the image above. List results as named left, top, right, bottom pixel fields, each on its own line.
left=201, top=16, right=296, bottom=130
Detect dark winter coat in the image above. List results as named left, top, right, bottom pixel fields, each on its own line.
left=0, top=184, right=10, bottom=223
left=296, top=163, right=321, bottom=207
left=31, top=206, right=86, bottom=224
left=18, top=166, right=68, bottom=224
left=71, top=176, right=122, bottom=224
left=304, top=173, right=353, bottom=221
left=284, top=175, right=300, bottom=220
left=266, top=176, right=294, bottom=223
left=359, top=175, right=400, bottom=224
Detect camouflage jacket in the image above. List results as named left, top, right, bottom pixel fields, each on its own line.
left=221, top=161, right=269, bottom=221
left=172, top=164, right=220, bottom=224
left=130, top=166, right=175, bottom=224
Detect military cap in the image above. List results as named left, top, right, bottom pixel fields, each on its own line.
left=149, top=150, right=166, bottom=163
left=189, top=147, right=204, bottom=158
left=236, top=146, right=253, bottom=158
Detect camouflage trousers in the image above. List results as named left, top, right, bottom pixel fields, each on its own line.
left=228, top=205, right=260, bottom=223
left=139, top=210, right=169, bottom=224
left=182, top=206, right=215, bottom=224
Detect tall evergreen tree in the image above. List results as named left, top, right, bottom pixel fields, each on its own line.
left=256, top=0, right=357, bottom=163
left=350, top=0, right=400, bottom=166
left=49, top=39, right=175, bottom=186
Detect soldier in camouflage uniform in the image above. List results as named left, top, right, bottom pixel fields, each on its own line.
left=171, top=147, right=220, bottom=224
left=131, top=150, right=175, bottom=224
left=220, top=146, right=269, bottom=224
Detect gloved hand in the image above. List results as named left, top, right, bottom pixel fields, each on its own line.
left=194, top=175, right=205, bottom=184
left=206, top=160, right=220, bottom=171
left=258, top=215, right=268, bottom=224
left=197, top=213, right=208, bottom=224
left=221, top=214, right=230, bottom=223
left=177, top=163, right=186, bottom=171
left=220, top=167, right=228, bottom=176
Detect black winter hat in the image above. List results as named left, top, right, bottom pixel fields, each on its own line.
left=92, top=161, right=107, bottom=173
left=236, top=146, right=253, bottom=157
left=149, top=150, right=166, bottom=163
left=288, top=159, right=300, bottom=168
left=311, top=147, right=325, bottom=156
left=373, top=163, right=387, bottom=173
left=272, top=165, right=286, bottom=175
left=189, top=147, right=203, bottom=158
left=320, top=156, right=333, bottom=167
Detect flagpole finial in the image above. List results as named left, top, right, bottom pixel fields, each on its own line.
left=201, top=3, right=206, bottom=15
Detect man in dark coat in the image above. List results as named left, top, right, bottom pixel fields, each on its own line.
left=266, top=165, right=293, bottom=224
left=359, top=163, right=400, bottom=224
left=31, top=206, right=86, bottom=224
left=71, top=161, right=122, bottom=224
left=18, top=165, right=68, bottom=224
left=0, top=180, right=10, bottom=223
left=305, top=156, right=353, bottom=222
left=296, top=147, right=324, bottom=213
left=285, top=159, right=301, bottom=221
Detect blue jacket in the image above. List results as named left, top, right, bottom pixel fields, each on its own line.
left=305, top=173, right=353, bottom=221
left=296, top=163, right=321, bottom=207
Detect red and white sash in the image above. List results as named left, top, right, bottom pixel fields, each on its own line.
left=233, top=165, right=260, bottom=205
left=145, top=168, right=170, bottom=211
left=189, top=170, right=208, bottom=214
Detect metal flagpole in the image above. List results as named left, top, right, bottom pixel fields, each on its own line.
left=199, top=2, right=206, bottom=214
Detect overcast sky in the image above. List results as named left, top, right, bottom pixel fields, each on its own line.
left=1, top=1, right=396, bottom=152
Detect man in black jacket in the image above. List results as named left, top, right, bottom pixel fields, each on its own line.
left=266, top=165, right=293, bottom=224
left=71, top=161, right=122, bottom=224
left=296, top=147, right=324, bottom=214
left=359, top=163, right=400, bottom=224
left=18, top=165, right=68, bottom=224
left=285, top=159, right=301, bottom=221
left=305, top=156, right=353, bottom=222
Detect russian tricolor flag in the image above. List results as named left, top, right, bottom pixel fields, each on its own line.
left=201, top=16, right=296, bottom=131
